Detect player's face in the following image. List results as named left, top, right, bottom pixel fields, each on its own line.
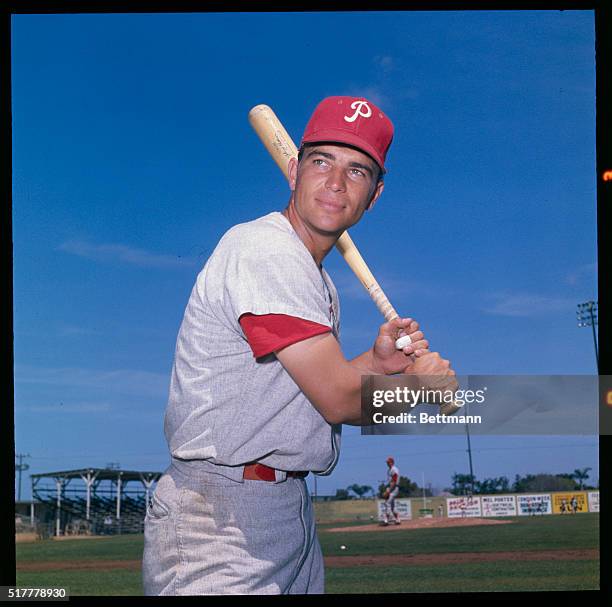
left=289, top=144, right=384, bottom=236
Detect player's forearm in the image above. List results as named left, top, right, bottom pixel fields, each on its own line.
left=276, top=334, right=366, bottom=425
left=334, top=349, right=392, bottom=424
left=324, top=361, right=368, bottom=425
left=336, top=351, right=388, bottom=424
left=310, top=351, right=378, bottom=425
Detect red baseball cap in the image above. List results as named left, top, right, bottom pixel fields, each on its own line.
left=300, top=96, right=394, bottom=173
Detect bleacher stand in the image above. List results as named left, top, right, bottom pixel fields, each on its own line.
left=29, top=467, right=162, bottom=537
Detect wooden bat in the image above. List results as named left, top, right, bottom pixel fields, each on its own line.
left=248, top=103, right=459, bottom=415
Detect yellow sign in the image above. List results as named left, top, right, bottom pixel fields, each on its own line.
left=551, top=492, right=587, bottom=514
left=607, top=390, right=612, bottom=406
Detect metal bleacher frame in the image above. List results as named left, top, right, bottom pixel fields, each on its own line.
left=30, top=467, right=162, bottom=537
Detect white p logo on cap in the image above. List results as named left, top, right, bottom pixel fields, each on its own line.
left=344, top=100, right=372, bottom=123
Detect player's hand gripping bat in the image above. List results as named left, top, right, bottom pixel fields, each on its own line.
left=248, top=104, right=460, bottom=416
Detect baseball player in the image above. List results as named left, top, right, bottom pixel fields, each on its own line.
left=142, top=96, right=456, bottom=595
left=381, top=457, right=401, bottom=526
left=570, top=495, right=579, bottom=513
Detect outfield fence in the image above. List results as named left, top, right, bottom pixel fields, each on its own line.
left=16, top=479, right=600, bottom=536
left=313, top=490, right=600, bottom=523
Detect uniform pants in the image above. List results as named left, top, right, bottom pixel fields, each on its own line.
left=383, top=487, right=400, bottom=519
left=142, top=463, right=324, bottom=595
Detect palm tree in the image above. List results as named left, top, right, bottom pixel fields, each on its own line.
left=347, top=484, right=373, bottom=499
left=572, top=467, right=592, bottom=490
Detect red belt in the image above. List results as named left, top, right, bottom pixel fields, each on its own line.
left=243, top=463, right=308, bottom=482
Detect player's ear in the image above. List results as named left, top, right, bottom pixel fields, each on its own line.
left=366, top=180, right=384, bottom=211
left=288, top=157, right=298, bottom=191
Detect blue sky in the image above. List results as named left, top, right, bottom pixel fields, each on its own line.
left=12, top=11, right=598, bottom=499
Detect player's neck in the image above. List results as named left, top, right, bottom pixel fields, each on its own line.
left=282, top=205, right=338, bottom=268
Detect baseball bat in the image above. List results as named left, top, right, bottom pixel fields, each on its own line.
left=248, top=103, right=460, bottom=415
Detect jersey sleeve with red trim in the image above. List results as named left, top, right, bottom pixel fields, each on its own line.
left=239, top=313, right=332, bottom=359
left=388, top=465, right=400, bottom=486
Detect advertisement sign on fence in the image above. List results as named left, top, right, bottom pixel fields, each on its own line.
left=377, top=498, right=412, bottom=521
left=551, top=492, right=588, bottom=514
left=517, top=494, right=552, bottom=515
left=481, top=495, right=517, bottom=517
left=447, top=496, right=482, bottom=518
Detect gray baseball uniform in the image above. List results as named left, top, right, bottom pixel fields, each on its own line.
left=383, top=464, right=400, bottom=523
left=143, top=212, right=342, bottom=594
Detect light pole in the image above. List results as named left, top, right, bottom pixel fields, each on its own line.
left=15, top=453, right=31, bottom=501
left=577, top=301, right=598, bottom=372
left=465, top=422, right=475, bottom=495
left=463, top=398, right=475, bottom=495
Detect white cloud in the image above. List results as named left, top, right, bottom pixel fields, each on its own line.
left=397, top=88, right=420, bottom=100
left=331, top=268, right=455, bottom=303
left=330, top=269, right=371, bottom=300
left=373, top=55, right=395, bottom=73
left=56, top=324, right=102, bottom=337
left=58, top=239, right=197, bottom=269
left=20, top=402, right=112, bottom=414
left=565, top=263, right=597, bottom=287
left=14, top=365, right=169, bottom=399
left=341, top=85, right=389, bottom=109
left=483, top=292, right=575, bottom=317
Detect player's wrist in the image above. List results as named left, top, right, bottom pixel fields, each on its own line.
left=369, top=349, right=400, bottom=375
left=349, top=349, right=380, bottom=375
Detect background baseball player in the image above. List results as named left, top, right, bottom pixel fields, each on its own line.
left=381, top=456, right=401, bottom=526
left=142, top=96, right=456, bottom=595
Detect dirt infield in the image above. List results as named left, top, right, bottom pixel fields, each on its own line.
left=324, top=549, right=599, bottom=568
left=325, top=517, right=514, bottom=533
left=17, top=548, right=599, bottom=573
left=16, top=533, right=104, bottom=543
left=18, top=560, right=140, bottom=572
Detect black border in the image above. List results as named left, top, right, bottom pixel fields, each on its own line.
left=2, top=1, right=608, bottom=601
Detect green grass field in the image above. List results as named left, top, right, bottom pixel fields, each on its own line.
left=16, top=514, right=599, bottom=594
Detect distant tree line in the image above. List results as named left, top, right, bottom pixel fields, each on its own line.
left=447, top=467, right=595, bottom=495
left=334, top=477, right=433, bottom=500
left=333, top=467, right=596, bottom=500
